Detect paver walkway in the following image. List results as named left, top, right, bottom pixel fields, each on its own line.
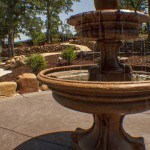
left=0, top=91, right=150, bottom=150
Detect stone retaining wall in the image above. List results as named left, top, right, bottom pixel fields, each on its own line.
left=1, top=41, right=150, bottom=57
left=1, top=44, right=78, bottom=57
left=70, top=40, right=150, bottom=55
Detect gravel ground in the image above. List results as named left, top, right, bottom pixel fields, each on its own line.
left=0, top=54, right=93, bottom=82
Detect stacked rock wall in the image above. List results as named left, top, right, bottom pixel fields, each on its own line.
left=1, top=41, right=150, bottom=57
left=71, top=40, right=150, bottom=55
left=1, top=44, right=78, bottom=57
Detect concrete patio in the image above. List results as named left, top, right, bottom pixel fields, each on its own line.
left=0, top=91, right=150, bottom=150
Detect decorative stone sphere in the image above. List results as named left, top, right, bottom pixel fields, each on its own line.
left=94, top=0, right=120, bottom=10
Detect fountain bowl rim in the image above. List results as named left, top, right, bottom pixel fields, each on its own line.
left=67, top=9, right=149, bottom=25
left=37, top=64, right=150, bottom=114
left=38, top=64, right=150, bottom=84
left=37, top=64, right=150, bottom=98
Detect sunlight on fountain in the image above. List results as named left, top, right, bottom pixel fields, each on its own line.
left=38, top=0, right=150, bottom=149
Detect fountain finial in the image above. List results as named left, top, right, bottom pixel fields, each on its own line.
left=94, top=0, right=120, bottom=10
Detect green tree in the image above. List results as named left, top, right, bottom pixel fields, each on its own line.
left=41, top=0, right=80, bottom=43
left=60, top=23, right=73, bottom=41
left=0, top=0, right=44, bottom=58
left=0, top=1, right=7, bottom=48
left=120, top=0, right=147, bottom=11
left=148, top=0, right=150, bottom=15
left=120, top=0, right=150, bottom=40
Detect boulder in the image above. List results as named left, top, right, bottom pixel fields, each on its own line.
left=94, top=57, right=101, bottom=63
left=3, top=64, right=11, bottom=70
left=0, top=82, right=17, bottom=98
left=15, top=59, right=26, bottom=68
left=39, top=84, right=49, bottom=91
left=119, top=57, right=129, bottom=63
left=4, top=55, right=26, bottom=69
left=17, top=73, right=39, bottom=94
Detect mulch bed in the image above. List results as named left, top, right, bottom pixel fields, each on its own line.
left=127, top=56, right=150, bottom=66
left=0, top=54, right=150, bottom=82
left=0, top=54, right=94, bottom=82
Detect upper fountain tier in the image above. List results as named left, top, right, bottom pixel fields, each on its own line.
left=67, top=10, right=149, bottom=41
left=94, top=0, right=119, bottom=10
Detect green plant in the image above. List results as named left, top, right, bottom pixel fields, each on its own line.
left=16, top=41, right=23, bottom=47
left=0, top=45, right=2, bottom=61
left=61, top=46, right=76, bottom=65
left=32, top=33, right=46, bottom=46
left=26, top=54, right=47, bottom=74
left=0, top=45, right=2, bottom=53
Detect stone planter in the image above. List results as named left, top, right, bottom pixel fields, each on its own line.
left=94, top=0, right=119, bottom=10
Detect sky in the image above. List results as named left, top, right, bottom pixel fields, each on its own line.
left=60, top=0, right=95, bottom=22
left=16, top=0, right=95, bottom=42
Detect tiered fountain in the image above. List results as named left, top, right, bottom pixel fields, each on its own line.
left=38, top=0, right=150, bottom=149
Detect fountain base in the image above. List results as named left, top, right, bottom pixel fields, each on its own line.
left=89, top=65, right=132, bottom=81
left=72, top=114, right=145, bottom=150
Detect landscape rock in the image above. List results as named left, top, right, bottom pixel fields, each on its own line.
left=4, top=55, right=26, bottom=69
left=15, top=59, right=26, bottom=68
left=119, top=57, right=129, bottom=63
left=17, top=73, right=39, bottom=94
left=0, top=82, right=17, bottom=98
left=94, top=57, right=101, bottom=63
left=39, top=84, right=49, bottom=91
left=3, top=64, right=11, bottom=70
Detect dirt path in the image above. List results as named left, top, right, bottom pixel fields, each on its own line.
left=41, top=43, right=91, bottom=57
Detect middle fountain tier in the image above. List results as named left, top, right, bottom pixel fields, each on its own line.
left=68, top=10, right=149, bottom=81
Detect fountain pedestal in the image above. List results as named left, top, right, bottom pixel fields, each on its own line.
left=72, top=114, right=144, bottom=150
left=89, top=40, right=132, bottom=81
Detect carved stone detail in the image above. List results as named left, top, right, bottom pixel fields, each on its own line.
left=72, top=114, right=145, bottom=150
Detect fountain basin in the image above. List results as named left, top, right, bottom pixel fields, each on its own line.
left=38, top=64, right=150, bottom=115
left=38, top=64, right=150, bottom=150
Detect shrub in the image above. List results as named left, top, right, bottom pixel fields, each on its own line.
left=26, top=54, right=47, bottom=74
left=15, top=41, right=24, bottom=47
left=32, top=33, right=46, bottom=46
left=61, top=46, right=76, bottom=65
left=0, top=45, right=2, bottom=53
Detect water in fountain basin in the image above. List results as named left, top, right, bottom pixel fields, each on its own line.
left=48, top=69, right=150, bottom=81
left=49, top=70, right=89, bottom=81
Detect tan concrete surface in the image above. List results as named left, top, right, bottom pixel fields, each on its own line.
left=0, top=91, right=149, bottom=150
left=41, top=43, right=91, bottom=57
